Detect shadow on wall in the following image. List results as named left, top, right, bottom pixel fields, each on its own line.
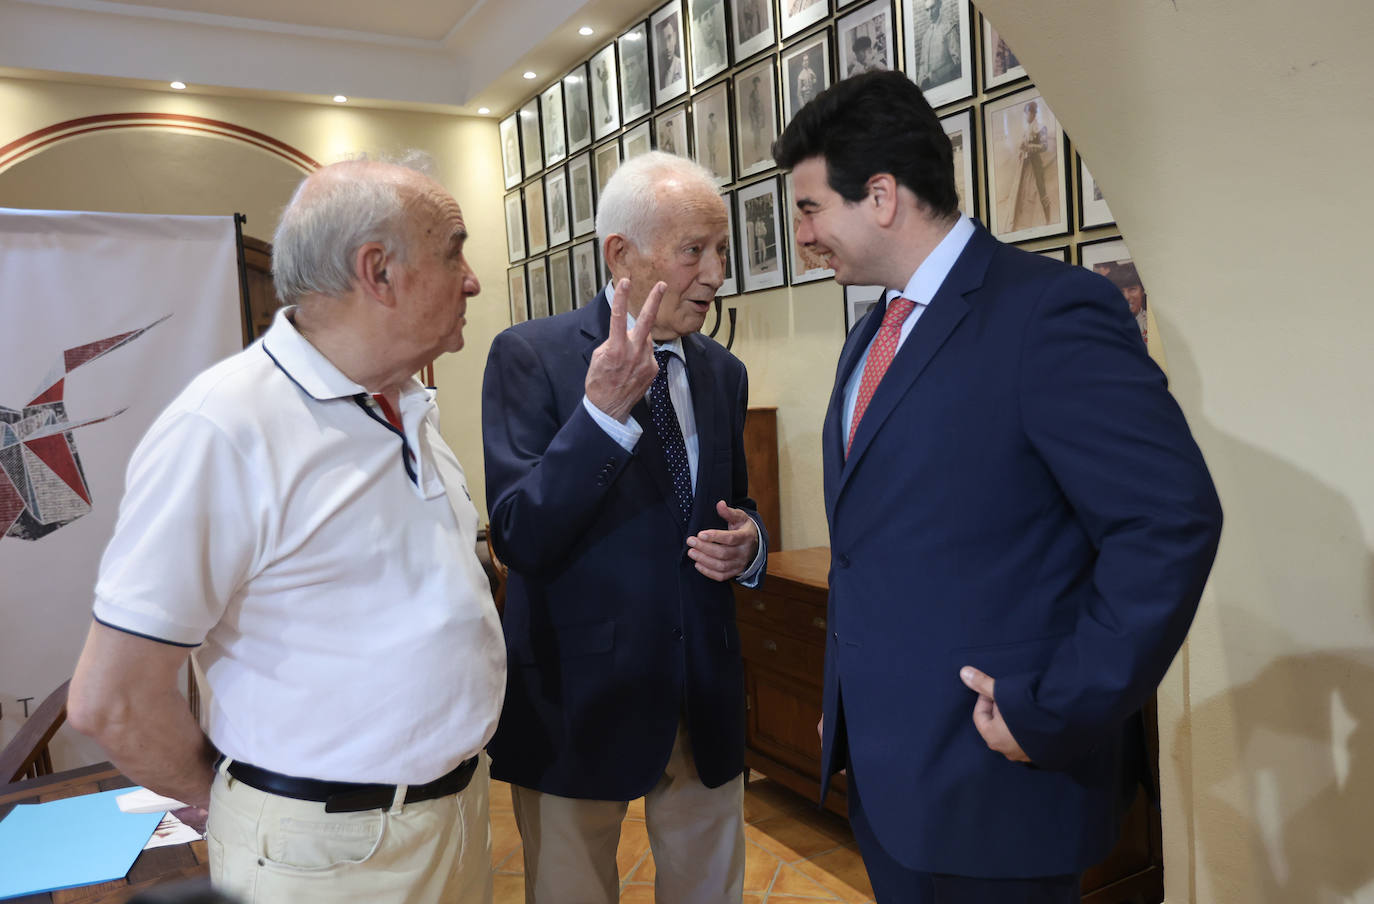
left=1165, top=334, right=1374, bottom=903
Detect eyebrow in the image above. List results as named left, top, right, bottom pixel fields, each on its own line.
left=795, top=198, right=819, bottom=211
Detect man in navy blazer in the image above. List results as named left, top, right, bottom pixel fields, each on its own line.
left=774, top=72, right=1222, bottom=902
left=481, top=152, right=767, bottom=904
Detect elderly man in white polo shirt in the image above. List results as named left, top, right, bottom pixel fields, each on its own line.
left=67, top=155, right=506, bottom=903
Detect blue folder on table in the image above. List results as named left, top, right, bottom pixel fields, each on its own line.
left=0, top=787, right=164, bottom=900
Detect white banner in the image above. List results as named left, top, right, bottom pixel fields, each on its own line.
left=0, top=209, right=243, bottom=769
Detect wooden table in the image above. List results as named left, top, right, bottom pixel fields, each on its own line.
left=0, top=763, right=209, bottom=903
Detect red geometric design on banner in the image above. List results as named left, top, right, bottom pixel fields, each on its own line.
left=28, top=378, right=64, bottom=407
left=66, top=331, right=139, bottom=371
left=0, top=473, right=22, bottom=536
left=24, top=433, right=91, bottom=505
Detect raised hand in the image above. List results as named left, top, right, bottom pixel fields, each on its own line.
left=585, top=278, right=667, bottom=423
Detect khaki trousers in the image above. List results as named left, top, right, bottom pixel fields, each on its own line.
left=206, top=754, right=493, bottom=904
left=511, top=723, right=745, bottom=904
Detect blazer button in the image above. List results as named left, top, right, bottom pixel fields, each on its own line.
left=606, top=457, right=618, bottom=468
left=672, top=627, right=684, bottom=641
left=595, top=475, right=609, bottom=487
left=837, top=554, right=850, bottom=568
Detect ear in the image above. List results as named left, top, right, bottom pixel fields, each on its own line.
left=354, top=241, right=396, bottom=307
left=602, top=234, right=633, bottom=281
left=866, top=173, right=899, bottom=227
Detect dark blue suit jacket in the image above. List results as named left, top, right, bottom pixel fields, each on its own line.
left=820, top=223, right=1221, bottom=877
left=481, top=291, right=766, bottom=799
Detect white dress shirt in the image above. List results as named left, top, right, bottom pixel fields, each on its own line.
left=841, top=216, right=976, bottom=443
left=583, top=286, right=764, bottom=584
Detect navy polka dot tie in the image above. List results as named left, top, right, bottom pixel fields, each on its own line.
left=650, top=348, right=694, bottom=521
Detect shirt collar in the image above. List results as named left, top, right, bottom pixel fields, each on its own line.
left=886, top=215, right=976, bottom=306
left=604, top=283, right=687, bottom=363
left=260, top=307, right=428, bottom=405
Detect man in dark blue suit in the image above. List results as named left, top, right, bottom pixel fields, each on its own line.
left=773, top=72, right=1222, bottom=903
left=481, top=151, right=766, bottom=904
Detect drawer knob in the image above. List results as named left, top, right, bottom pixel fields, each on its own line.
left=812, top=617, right=827, bottom=630
left=752, top=600, right=766, bottom=611
left=762, top=638, right=778, bottom=652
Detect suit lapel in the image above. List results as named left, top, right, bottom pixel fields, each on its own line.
left=683, top=334, right=717, bottom=532
left=835, top=225, right=996, bottom=498
left=579, top=288, right=611, bottom=365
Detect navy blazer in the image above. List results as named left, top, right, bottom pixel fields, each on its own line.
left=481, top=291, right=766, bottom=799
left=820, top=223, right=1221, bottom=877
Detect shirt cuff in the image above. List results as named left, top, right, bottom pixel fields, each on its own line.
left=734, top=515, right=766, bottom=588
left=582, top=395, right=643, bottom=452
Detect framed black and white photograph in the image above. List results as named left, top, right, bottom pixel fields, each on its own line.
left=563, top=64, right=593, bottom=153
left=688, top=0, right=730, bottom=87
left=844, top=285, right=884, bottom=333
left=785, top=172, right=834, bottom=284
left=903, top=0, right=972, bottom=107
left=1079, top=237, right=1148, bottom=344
left=1036, top=245, right=1069, bottom=262
left=545, top=168, right=571, bottom=247
left=655, top=104, right=691, bottom=157
left=594, top=140, right=622, bottom=196
left=983, top=86, right=1068, bottom=243
left=524, top=178, right=548, bottom=254
left=572, top=239, right=601, bottom=304
left=719, top=190, right=740, bottom=296
left=619, top=23, right=653, bottom=123
left=781, top=32, right=830, bottom=127
left=590, top=44, right=622, bottom=139
left=500, top=113, right=522, bottom=189
left=541, top=83, right=567, bottom=167
left=940, top=107, right=977, bottom=218
left=548, top=248, right=574, bottom=315
left=527, top=257, right=551, bottom=319
left=733, top=58, right=778, bottom=178
left=1078, top=157, right=1115, bottom=228
left=692, top=82, right=733, bottom=186
left=982, top=18, right=1026, bottom=90
left=732, top=0, right=775, bottom=62
left=504, top=191, right=525, bottom=263
left=737, top=176, right=785, bottom=291
left=508, top=265, right=529, bottom=324
left=568, top=153, right=596, bottom=237
left=781, top=0, right=828, bottom=40
left=651, top=1, right=689, bottom=106
left=519, top=98, right=543, bottom=178
left=623, top=120, right=653, bottom=159
left=837, top=1, right=893, bottom=78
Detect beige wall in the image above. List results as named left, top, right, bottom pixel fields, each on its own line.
left=976, top=1, right=1374, bottom=901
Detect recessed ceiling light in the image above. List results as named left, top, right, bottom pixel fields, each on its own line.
left=522, top=71, right=537, bottom=80
left=578, top=26, right=594, bottom=36
left=333, top=95, right=348, bottom=103
left=478, top=107, right=491, bottom=115
left=170, top=81, right=186, bottom=90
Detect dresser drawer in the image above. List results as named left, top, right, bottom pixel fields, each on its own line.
left=737, top=620, right=825, bottom=686
left=736, top=587, right=829, bottom=641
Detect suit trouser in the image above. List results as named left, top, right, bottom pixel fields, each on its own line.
left=206, top=754, right=494, bottom=904
left=847, top=760, right=1079, bottom=904
left=511, top=721, right=745, bottom=904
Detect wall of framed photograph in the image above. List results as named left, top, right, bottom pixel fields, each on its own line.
left=497, top=0, right=1140, bottom=341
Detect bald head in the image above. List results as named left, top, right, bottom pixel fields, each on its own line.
left=272, top=155, right=443, bottom=306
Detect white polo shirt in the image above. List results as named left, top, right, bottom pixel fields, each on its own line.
left=92, top=308, right=506, bottom=785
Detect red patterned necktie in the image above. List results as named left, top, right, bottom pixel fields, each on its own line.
left=847, top=296, right=917, bottom=457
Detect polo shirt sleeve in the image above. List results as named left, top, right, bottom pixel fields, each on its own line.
left=93, top=410, right=261, bottom=647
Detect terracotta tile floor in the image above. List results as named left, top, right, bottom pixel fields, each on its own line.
left=490, top=772, right=875, bottom=903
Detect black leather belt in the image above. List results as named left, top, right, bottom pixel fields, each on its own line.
left=225, top=755, right=480, bottom=813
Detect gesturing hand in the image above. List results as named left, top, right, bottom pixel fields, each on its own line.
left=686, top=500, right=759, bottom=581
left=585, top=278, right=667, bottom=423
left=959, top=666, right=1030, bottom=763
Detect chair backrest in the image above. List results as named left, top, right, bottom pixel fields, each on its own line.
left=0, top=678, right=71, bottom=784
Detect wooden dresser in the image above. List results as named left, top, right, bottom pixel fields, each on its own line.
left=735, top=546, right=1165, bottom=904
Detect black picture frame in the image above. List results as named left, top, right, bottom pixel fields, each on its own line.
left=563, top=64, right=593, bottom=154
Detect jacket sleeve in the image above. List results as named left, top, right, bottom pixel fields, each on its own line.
left=995, top=267, right=1222, bottom=770
left=481, top=327, right=636, bottom=574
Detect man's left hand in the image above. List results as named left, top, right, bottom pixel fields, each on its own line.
left=687, top=501, right=759, bottom=581
left=959, top=666, right=1030, bottom=763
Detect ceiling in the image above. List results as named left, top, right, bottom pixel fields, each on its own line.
left=0, top=0, right=651, bottom=117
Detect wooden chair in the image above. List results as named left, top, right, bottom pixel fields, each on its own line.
left=0, top=678, right=71, bottom=784
left=476, top=527, right=508, bottom=616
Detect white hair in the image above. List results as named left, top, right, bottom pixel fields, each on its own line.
left=595, top=151, right=720, bottom=250
left=271, top=150, right=437, bottom=305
